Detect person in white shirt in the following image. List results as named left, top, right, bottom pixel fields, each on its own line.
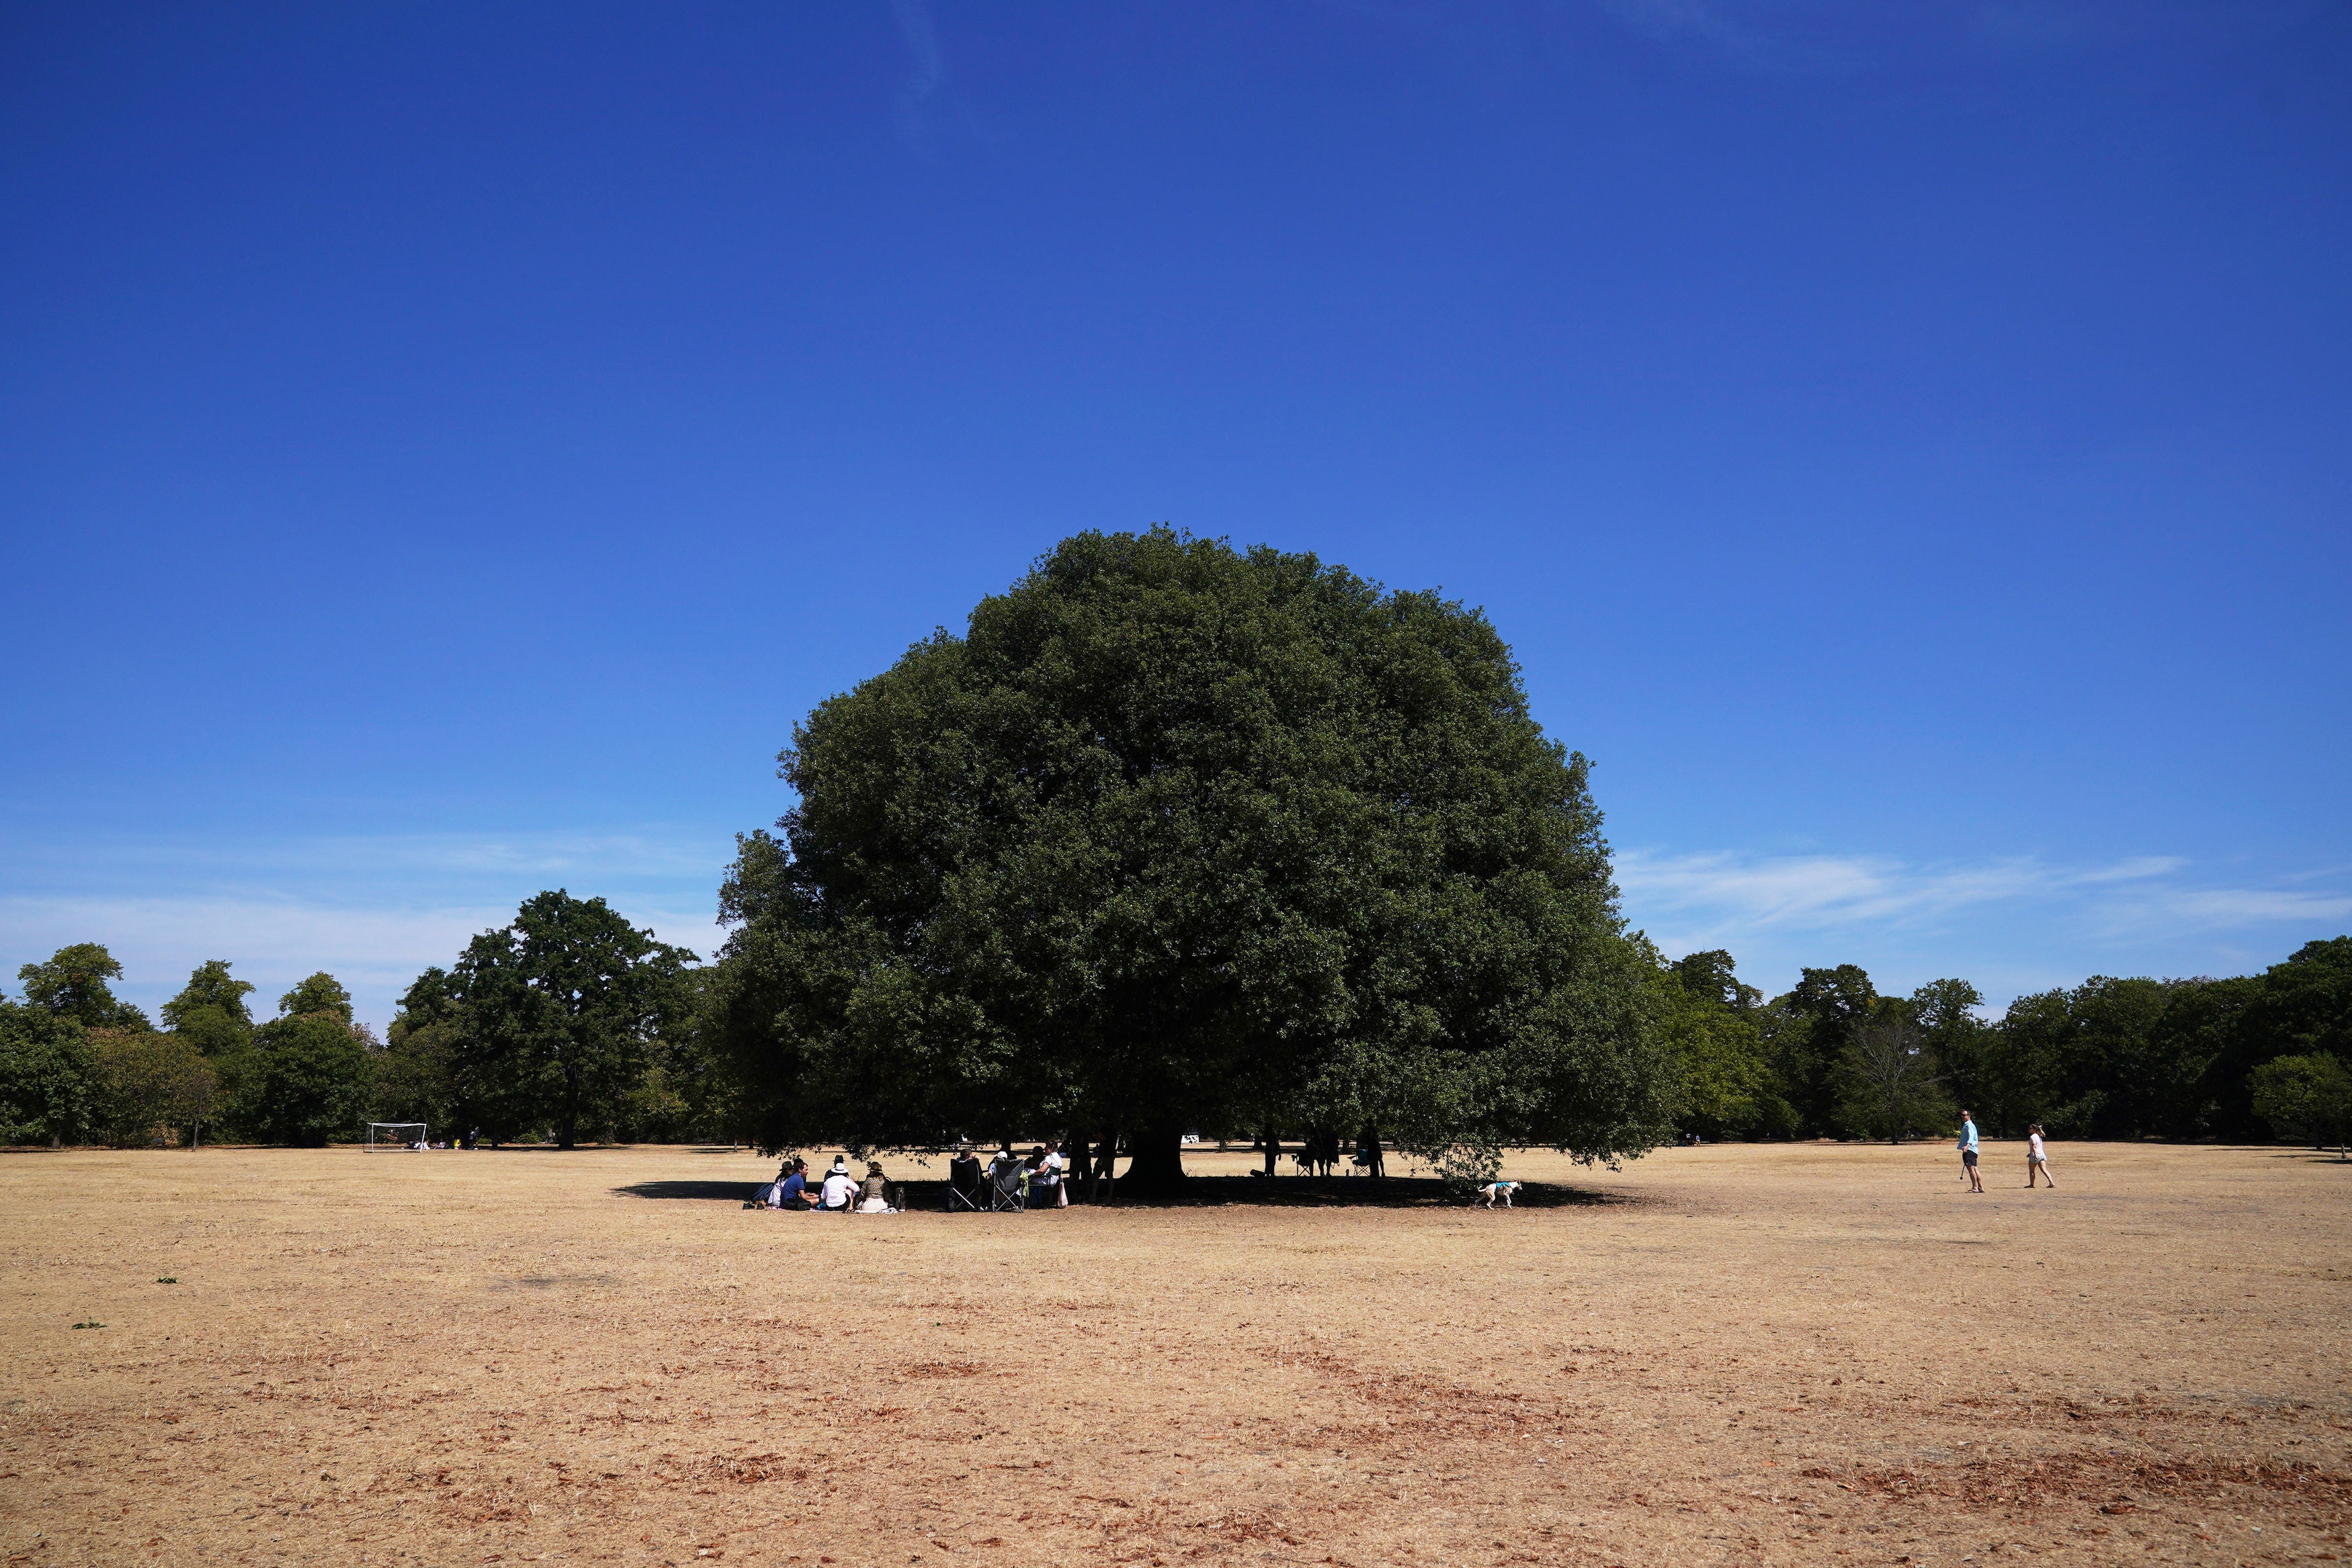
left=2025, top=1123, right=2056, bottom=1188
left=1040, top=1143, right=1068, bottom=1207
left=819, top=1164, right=857, bottom=1211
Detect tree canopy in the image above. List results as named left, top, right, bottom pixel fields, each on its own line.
left=17, top=943, right=147, bottom=1030
left=436, top=891, right=694, bottom=1148
left=707, top=527, right=1674, bottom=1185
left=162, top=960, right=256, bottom=1058
left=233, top=1011, right=373, bottom=1147
left=276, top=971, right=355, bottom=1025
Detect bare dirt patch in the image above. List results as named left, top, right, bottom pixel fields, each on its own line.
left=2, top=1140, right=2345, bottom=1565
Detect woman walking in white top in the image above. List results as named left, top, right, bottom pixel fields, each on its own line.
left=2025, top=1123, right=2056, bottom=1188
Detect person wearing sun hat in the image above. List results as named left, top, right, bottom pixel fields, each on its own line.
left=818, top=1158, right=857, bottom=1211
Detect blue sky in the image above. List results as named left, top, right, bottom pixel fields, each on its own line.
left=3, top=1, right=2347, bottom=1029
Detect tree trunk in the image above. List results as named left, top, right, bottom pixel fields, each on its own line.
left=1120, top=1123, right=1189, bottom=1196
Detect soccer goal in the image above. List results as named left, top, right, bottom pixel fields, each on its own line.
left=366, top=1122, right=429, bottom=1151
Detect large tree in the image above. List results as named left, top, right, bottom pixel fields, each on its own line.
left=444, top=891, right=694, bottom=1148
left=708, top=527, right=1673, bottom=1187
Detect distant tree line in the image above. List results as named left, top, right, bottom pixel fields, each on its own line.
left=0, top=891, right=732, bottom=1149
left=1647, top=937, right=2352, bottom=1147
left=4, top=924, right=2346, bottom=1153
left=0, top=944, right=376, bottom=1147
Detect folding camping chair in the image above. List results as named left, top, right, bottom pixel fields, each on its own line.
left=988, top=1156, right=1027, bottom=1213
left=946, top=1153, right=985, bottom=1213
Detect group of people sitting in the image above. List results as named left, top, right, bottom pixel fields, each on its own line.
left=948, top=1144, right=1070, bottom=1209
left=762, top=1156, right=896, bottom=1213
left=757, top=1143, right=1081, bottom=1214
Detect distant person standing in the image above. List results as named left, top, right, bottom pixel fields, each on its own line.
left=2025, top=1123, right=2056, bottom=1188
left=1957, top=1110, right=1984, bottom=1193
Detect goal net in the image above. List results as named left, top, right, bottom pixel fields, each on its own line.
left=367, top=1122, right=429, bottom=1150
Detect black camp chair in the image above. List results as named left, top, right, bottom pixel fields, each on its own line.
left=988, top=1156, right=1026, bottom=1213
left=946, top=1154, right=984, bottom=1213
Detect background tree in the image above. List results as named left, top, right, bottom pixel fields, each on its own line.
left=1757, top=965, right=1880, bottom=1137
left=17, top=943, right=149, bottom=1029
left=90, top=1028, right=216, bottom=1147
left=0, top=996, right=95, bottom=1146
left=2147, top=975, right=2257, bottom=1139
left=224, top=973, right=375, bottom=1145
left=2249, top=1053, right=2352, bottom=1158
left=374, top=967, right=464, bottom=1133
left=1833, top=1014, right=1954, bottom=1142
left=1910, top=973, right=1985, bottom=1123
left=708, top=528, right=1674, bottom=1187
left=161, top=959, right=255, bottom=1060
left=2206, top=939, right=2352, bottom=1139
left=231, top=1015, right=374, bottom=1145
left=444, top=891, right=694, bottom=1149
left=1654, top=949, right=1768, bottom=1140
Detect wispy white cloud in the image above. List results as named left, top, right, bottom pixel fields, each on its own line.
left=1615, top=847, right=2351, bottom=1002
left=892, top=0, right=948, bottom=150
left=1599, top=0, right=1751, bottom=52
left=1596, top=0, right=2334, bottom=72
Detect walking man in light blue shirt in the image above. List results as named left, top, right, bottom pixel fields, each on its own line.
left=1957, top=1110, right=1984, bottom=1194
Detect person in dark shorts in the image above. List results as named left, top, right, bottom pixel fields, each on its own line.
left=1957, top=1110, right=1984, bottom=1193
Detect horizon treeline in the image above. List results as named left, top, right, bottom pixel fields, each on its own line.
left=1648, top=936, right=2351, bottom=1147
left=3, top=910, right=2347, bottom=1151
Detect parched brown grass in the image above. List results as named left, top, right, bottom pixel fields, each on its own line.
left=3, top=1141, right=2347, bottom=1567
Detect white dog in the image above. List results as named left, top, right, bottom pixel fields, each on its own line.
left=1480, top=1180, right=1522, bottom=1209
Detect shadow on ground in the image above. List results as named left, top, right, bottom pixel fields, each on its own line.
left=612, top=1176, right=1617, bottom=1209
left=613, top=1180, right=763, bottom=1202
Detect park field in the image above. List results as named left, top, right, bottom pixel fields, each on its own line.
left=1, top=1141, right=2345, bottom=1567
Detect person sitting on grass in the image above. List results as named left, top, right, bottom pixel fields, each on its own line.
left=818, top=1160, right=857, bottom=1211
left=769, top=1158, right=814, bottom=1211
left=857, top=1161, right=896, bottom=1213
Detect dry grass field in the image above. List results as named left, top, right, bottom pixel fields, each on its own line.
left=3, top=1141, right=2346, bottom=1568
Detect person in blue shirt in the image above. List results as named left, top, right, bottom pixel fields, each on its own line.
left=768, top=1158, right=814, bottom=1211
left=1957, top=1111, right=1984, bottom=1194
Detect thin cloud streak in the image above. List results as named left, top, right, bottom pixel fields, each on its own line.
left=1616, top=847, right=2352, bottom=1002
left=892, top=0, right=947, bottom=149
